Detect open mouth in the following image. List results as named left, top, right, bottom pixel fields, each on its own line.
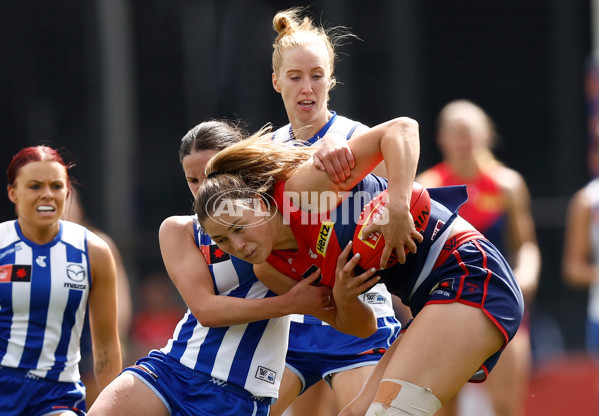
left=37, top=205, right=55, bottom=212
left=299, top=100, right=315, bottom=108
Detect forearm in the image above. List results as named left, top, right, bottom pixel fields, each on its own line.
left=192, top=291, right=298, bottom=327
left=513, top=242, right=541, bottom=304
left=93, top=342, right=122, bottom=389
left=564, top=261, right=599, bottom=289
left=334, top=297, right=377, bottom=338
left=381, top=117, right=419, bottom=203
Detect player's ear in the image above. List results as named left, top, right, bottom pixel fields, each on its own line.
left=7, top=185, right=17, bottom=205
left=272, top=73, right=281, bottom=93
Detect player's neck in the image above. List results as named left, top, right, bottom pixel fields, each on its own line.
left=447, top=158, right=479, bottom=179
left=272, top=219, right=298, bottom=251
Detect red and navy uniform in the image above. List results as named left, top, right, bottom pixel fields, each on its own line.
left=266, top=178, right=524, bottom=381
left=426, top=163, right=507, bottom=254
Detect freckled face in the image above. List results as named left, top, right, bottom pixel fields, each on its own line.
left=200, top=201, right=276, bottom=264
left=272, top=43, right=332, bottom=130
left=182, top=150, right=218, bottom=196
left=8, top=160, right=69, bottom=233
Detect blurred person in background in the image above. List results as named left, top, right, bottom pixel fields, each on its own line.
left=1, top=145, right=122, bottom=416
left=127, top=271, right=185, bottom=362
left=416, top=99, right=541, bottom=416
left=563, top=125, right=599, bottom=356
left=62, top=186, right=133, bottom=406
left=267, top=8, right=402, bottom=416
left=87, top=120, right=332, bottom=416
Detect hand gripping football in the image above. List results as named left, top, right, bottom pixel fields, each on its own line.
left=353, top=182, right=431, bottom=269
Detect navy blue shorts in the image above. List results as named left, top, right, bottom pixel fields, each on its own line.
left=404, top=237, right=524, bottom=382
left=286, top=316, right=401, bottom=393
left=124, top=351, right=272, bottom=416
left=0, top=366, right=86, bottom=416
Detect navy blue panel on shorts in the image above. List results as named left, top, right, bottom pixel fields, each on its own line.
left=403, top=238, right=524, bottom=381
left=285, top=316, right=400, bottom=392
left=123, top=350, right=272, bottom=416
left=0, top=366, right=86, bottom=416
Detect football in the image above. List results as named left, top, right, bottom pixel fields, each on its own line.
left=353, top=182, right=431, bottom=270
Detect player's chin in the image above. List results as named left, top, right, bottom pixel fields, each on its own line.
left=243, top=249, right=268, bottom=264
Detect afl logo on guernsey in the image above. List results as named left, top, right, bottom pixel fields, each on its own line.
left=316, top=221, right=334, bottom=256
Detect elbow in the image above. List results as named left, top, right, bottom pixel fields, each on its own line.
left=191, top=306, right=222, bottom=328
left=195, top=314, right=223, bottom=328
left=391, top=117, right=419, bottom=133
left=358, top=324, right=378, bottom=339
left=562, top=264, right=587, bottom=289
left=342, top=322, right=377, bottom=339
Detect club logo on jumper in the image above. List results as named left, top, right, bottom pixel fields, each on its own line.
left=201, top=244, right=230, bottom=265
left=0, top=264, right=32, bottom=283
left=255, top=366, right=276, bottom=384
left=429, top=278, right=454, bottom=297
left=35, top=256, right=47, bottom=268
left=316, top=221, right=334, bottom=256
left=363, top=292, right=385, bottom=304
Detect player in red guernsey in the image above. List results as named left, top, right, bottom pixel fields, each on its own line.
left=195, top=117, right=524, bottom=416
left=417, top=100, right=541, bottom=416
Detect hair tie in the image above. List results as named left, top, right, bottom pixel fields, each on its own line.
left=207, top=171, right=222, bottom=179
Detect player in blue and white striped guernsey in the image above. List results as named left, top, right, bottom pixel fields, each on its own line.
left=268, top=9, right=403, bottom=415
left=0, top=145, right=122, bottom=416
left=88, top=120, right=331, bottom=416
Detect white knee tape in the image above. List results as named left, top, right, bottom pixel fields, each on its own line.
left=365, top=379, right=442, bottom=416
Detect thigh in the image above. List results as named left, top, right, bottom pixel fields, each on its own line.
left=383, top=302, right=505, bottom=404
left=290, top=380, right=337, bottom=416
left=87, top=373, right=169, bottom=416
left=269, top=368, right=303, bottom=416
left=483, top=327, right=531, bottom=415
left=330, top=365, right=375, bottom=409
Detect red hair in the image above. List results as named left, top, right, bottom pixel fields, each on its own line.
left=6, top=146, right=72, bottom=188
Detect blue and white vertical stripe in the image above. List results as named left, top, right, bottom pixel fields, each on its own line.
left=0, top=220, right=90, bottom=382
left=159, top=216, right=290, bottom=399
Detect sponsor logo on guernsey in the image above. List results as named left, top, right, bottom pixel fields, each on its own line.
left=363, top=292, right=385, bottom=304
left=255, top=366, right=276, bottom=384
left=316, top=221, right=334, bottom=256
left=0, top=264, right=32, bottom=283
left=67, top=264, right=86, bottom=282
left=65, top=263, right=87, bottom=290
left=35, top=256, right=47, bottom=267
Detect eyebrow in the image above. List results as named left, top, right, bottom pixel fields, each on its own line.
left=209, top=218, right=241, bottom=240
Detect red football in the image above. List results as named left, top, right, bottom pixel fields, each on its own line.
left=352, top=182, right=431, bottom=270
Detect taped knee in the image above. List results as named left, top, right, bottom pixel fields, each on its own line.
left=365, top=379, right=442, bottom=416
